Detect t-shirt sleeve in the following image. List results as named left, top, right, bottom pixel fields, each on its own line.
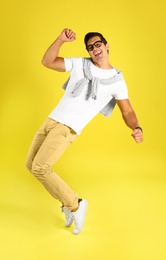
left=64, top=58, right=73, bottom=72
left=64, top=57, right=84, bottom=72
left=113, top=80, right=129, bottom=100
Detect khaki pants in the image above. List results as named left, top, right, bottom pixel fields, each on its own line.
left=26, top=118, right=78, bottom=211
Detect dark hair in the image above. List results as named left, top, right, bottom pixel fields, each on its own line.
left=84, top=32, right=107, bottom=49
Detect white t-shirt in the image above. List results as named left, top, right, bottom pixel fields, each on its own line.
left=49, top=58, right=128, bottom=134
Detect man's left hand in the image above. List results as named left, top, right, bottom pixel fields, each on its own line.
left=131, top=129, right=143, bottom=143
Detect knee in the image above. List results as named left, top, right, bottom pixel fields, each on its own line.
left=31, top=162, right=45, bottom=178
left=26, top=159, right=44, bottom=179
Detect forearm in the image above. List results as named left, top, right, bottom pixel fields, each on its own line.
left=122, top=109, right=143, bottom=143
left=116, top=95, right=143, bottom=143
left=122, top=110, right=140, bottom=130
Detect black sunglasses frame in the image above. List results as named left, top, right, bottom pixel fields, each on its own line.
left=86, top=40, right=103, bottom=51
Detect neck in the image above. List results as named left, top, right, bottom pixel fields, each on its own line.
left=92, top=59, right=113, bottom=69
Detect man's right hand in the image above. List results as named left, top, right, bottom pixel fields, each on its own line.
left=59, top=28, right=76, bottom=43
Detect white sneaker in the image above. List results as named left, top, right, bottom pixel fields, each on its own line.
left=61, top=206, right=73, bottom=227
left=61, top=194, right=78, bottom=227
left=70, top=199, right=88, bottom=235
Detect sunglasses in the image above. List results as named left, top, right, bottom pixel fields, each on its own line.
left=86, top=40, right=103, bottom=51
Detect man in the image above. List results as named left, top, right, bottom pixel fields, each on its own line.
left=26, top=28, right=143, bottom=235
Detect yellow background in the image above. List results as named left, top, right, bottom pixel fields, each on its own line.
left=0, top=0, right=166, bottom=259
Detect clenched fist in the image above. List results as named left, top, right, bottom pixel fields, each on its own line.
left=58, top=28, right=76, bottom=43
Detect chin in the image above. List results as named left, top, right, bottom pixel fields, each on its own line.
left=95, top=57, right=103, bottom=62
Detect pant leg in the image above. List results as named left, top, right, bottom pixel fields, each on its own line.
left=26, top=118, right=78, bottom=211
left=26, top=118, right=49, bottom=172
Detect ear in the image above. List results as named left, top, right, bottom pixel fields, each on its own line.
left=106, top=43, right=109, bottom=50
left=106, top=43, right=110, bottom=54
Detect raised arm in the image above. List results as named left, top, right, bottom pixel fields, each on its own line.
left=41, top=28, right=76, bottom=72
left=116, top=99, right=143, bottom=143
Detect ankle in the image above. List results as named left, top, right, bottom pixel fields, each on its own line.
left=71, top=207, right=78, bottom=212
left=71, top=199, right=82, bottom=212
